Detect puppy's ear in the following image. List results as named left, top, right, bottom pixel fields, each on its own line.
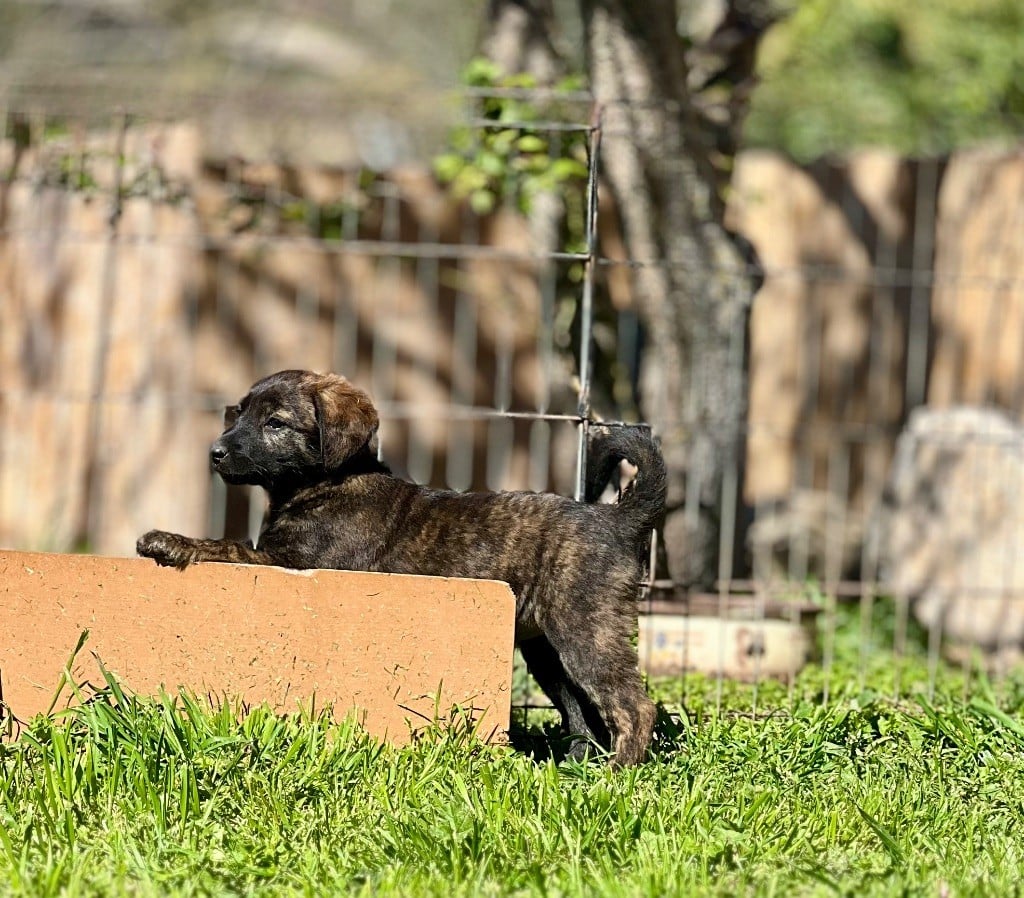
left=311, top=374, right=379, bottom=470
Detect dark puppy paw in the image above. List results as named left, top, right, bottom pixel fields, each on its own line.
left=136, top=530, right=198, bottom=569
left=563, top=737, right=604, bottom=765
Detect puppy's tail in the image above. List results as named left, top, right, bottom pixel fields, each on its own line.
left=585, top=426, right=667, bottom=541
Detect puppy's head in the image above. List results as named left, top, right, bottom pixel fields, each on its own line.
left=210, top=370, right=379, bottom=488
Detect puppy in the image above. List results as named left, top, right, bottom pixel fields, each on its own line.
left=137, top=370, right=667, bottom=765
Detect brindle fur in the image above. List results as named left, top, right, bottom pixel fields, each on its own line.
left=137, top=370, right=667, bottom=765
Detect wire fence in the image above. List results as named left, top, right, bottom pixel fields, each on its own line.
left=3, top=91, right=1024, bottom=717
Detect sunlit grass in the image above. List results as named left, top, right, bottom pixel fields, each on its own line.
left=3, top=603, right=1024, bottom=896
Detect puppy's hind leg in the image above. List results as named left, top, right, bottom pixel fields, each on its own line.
left=543, top=613, right=656, bottom=767
left=519, top=636, right=609, bottom=759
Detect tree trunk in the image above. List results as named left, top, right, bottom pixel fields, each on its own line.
left=579, top=0, right=765, bottom=587
left=480, top=0, right=566, bottom=87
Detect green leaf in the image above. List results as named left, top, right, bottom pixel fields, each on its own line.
left=475, top=150, right=506, bottom=177
left=515, top=134, right=548, bottom=154
left=432, top=153, right=465, bottom=183
left=489, top=129, right=519, bottom=155
left=550, top=158, right=589, bottom=181
left=461, top=57, right=502, bottom=88
left=469, top=189, right=496, bottom=214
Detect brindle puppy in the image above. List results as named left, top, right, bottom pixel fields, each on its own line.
left=137, top=370, right=667, bottom=765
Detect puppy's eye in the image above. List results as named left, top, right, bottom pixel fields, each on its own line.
left=265, top=416, right=289, bottom=430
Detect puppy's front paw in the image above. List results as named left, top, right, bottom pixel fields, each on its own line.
left=136, top=530, right=198, bottom=569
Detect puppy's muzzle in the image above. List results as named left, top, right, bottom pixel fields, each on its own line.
left=209, top=438, right=254, bottom=485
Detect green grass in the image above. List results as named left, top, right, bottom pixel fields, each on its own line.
left=3, top=605, right=1024, bottom=897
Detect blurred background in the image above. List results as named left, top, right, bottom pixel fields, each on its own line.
left=2, top=0, right=1024, bottom=703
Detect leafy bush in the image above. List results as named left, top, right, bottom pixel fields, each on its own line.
left=747, top=0, right=1024, bottom=158
left=433, top=58, right=589, bottom=223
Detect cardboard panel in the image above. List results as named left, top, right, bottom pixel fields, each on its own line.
left=0, top=550, right=515, bottom=743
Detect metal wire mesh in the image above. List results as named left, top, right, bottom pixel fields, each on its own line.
left=3, top=89, right=1024, bottom=717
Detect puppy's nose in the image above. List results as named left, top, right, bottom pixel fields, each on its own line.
left=210, top=444, right=228, bottom=466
